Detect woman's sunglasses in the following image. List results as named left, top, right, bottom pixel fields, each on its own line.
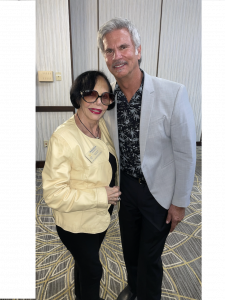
left=80, top=90, right=115, bottom=106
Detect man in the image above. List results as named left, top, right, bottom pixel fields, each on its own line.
left=97, top=18, right=196, bottom=300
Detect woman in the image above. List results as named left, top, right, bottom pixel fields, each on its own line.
left=42, top=70, right=121, bottom=300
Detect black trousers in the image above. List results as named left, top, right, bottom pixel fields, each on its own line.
left=56, top=205, right=113, bottom=300
left=119, top=171, right=171, bottom=300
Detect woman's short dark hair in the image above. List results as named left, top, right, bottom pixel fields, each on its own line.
left=70, top=70, right=115, bottom=111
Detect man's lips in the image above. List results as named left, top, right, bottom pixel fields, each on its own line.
left=113, top=61, right=127, bottom=68
left=88, top=108, right=102, bottom=114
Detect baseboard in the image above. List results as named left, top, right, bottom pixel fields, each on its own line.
left=36, top=161, right=45, bottom=168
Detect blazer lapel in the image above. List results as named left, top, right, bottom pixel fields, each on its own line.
left=140, top=72, right=155, bottom=163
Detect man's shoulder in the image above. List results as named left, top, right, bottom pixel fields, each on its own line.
left=144, top=71, right=184, bottom=90
left=142, top=71, right=188, bottom=104
left=110, top=71, right=185, bottom=94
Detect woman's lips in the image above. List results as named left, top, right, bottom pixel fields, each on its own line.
left=89, top=108, right=102, bottom=115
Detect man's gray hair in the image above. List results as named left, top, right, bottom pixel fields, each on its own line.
left=97, top=17, right=142, bottom=65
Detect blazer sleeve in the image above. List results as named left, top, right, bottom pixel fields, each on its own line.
left=42, top=133, right=108, bottom=213
left=170, top=85, right=196, bottom=207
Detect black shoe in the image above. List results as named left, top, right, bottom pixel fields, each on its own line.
left=117, top=285, right=137, bottom=300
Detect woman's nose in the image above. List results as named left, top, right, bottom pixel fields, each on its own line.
left=96, top=96, right=102, bottom=105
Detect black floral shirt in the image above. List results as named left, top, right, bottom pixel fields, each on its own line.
left=114, top=71, right=144, bottom=179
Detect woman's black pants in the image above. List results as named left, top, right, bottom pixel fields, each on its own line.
left=56, top=206, right=113, bottom=300
left=119, top=171, right=171, bottom=300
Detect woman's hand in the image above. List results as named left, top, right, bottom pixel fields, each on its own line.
left=105, top=186, right=121, bottom=205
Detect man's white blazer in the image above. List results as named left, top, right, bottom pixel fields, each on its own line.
left=104, top=71, right=196, bottom=209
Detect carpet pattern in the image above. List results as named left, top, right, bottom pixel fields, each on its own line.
left=34, top=146, right=201, bottom=300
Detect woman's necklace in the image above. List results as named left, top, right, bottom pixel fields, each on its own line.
left=77, top=112, right=100, bottom=139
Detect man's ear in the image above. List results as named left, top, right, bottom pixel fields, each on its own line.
left=136, top=45, right=141, bottom=59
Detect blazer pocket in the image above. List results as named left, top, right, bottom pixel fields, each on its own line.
left=148, top=116, right=165, bottom=138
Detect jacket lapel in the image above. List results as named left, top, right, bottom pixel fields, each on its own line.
left=140, top=72, right=155, bottom=163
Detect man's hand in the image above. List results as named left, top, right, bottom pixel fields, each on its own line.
left=166, top=204, right=185, bottom=232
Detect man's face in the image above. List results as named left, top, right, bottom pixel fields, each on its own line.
left=102, top=28, right=141, bottom=81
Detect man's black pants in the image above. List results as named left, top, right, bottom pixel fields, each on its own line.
left=119, top=171, right=171, bottom=300
left=56, top=205, right=113, bottom=300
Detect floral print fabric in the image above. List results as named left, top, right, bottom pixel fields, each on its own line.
left=114, top=71, right=145, bottom=179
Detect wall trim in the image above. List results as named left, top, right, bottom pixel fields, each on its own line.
left=196, top=142, right=202, bottom=146
left=36, top=161, right=45, bottom=169
left=36, top=106, right=75, bottom=113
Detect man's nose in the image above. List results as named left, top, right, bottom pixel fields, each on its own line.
left=113, top=49, right=122, bottom=60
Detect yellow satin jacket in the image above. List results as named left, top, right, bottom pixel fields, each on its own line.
left=42, top=115, right=119, bottom=234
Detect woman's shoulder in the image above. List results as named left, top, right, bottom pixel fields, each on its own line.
left=51, top=115, right=79, bottom=145
left=54, top=115, right=75, bottom=134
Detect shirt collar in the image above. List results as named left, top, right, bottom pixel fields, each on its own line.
left=114, top=68, right=144, bottom=94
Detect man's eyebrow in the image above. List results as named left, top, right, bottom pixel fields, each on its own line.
left=119, top=43, right=129, bottom=47
left=105, top=47, right=113, bottom=51
left=105, top=43, right=130, bottom=49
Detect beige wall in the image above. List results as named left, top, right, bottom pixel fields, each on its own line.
left=36, top=0, right=202, bottom=161
left=36, top=0, right=72, bottom=160
left=158, top=0, right=201, bottom=141
left=70, top=0, right=98, bottom=79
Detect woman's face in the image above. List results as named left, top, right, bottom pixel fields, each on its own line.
left=78, top=76, right=110, bottom=122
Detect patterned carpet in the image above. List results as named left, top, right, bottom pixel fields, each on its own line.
left=35, top=146, right=201, bottom=300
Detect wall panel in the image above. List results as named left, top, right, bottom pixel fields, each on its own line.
left=36, top=112, right=74, bottom=161
left=36, top=0, right=72, bottom=106
left=36, top=0, right=73, bottom=161
left=158, top=0, right=201, bottom=141
left=70, top=0, right=98, bottom=80
left=98, top=0, right=162, bottom=82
